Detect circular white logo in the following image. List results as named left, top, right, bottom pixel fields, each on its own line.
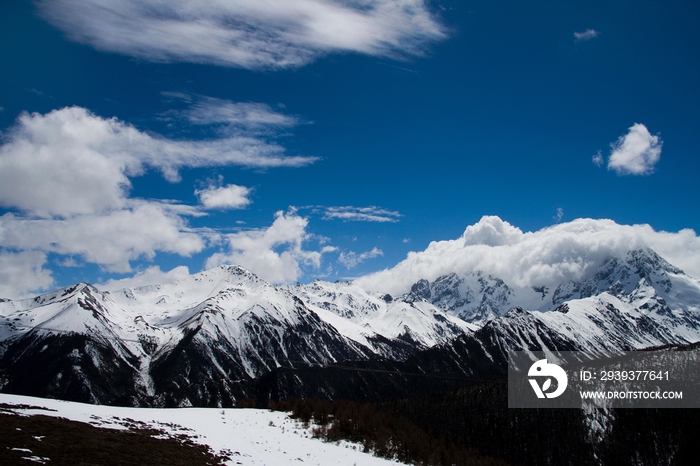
left=528, top=359, right=568, bottom=399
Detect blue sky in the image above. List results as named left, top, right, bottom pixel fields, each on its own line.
left=1, top=0, right=699, bottom=297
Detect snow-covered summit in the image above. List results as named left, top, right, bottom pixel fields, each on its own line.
left=356, top=216, right=700, bottom=307
left=402, top=247, right=700, bottom=324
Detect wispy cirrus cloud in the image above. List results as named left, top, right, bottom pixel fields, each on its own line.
left=322, top=206, right=402, bottom=222
left=338, top=247, right=383, bottom=268
left=592, top=151, right=604, bottom=167
left=37, top=0, right=447, bottom=70
left=554, top=207, right=564, bottom=223
left=162, top=93, right=301, bottom=133
left=574, top=29, right=599, bottom=41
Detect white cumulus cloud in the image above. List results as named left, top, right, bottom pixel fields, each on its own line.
left=0, top=202, right=206, bottom=273
left=462, top=215, right=523, bottom=246
left=37, top=0, right=446, bottom=70
left=196, top=184, right=252, bottom=210
left=0, top=104, right=316, bottom=295
left=355, top=215, right=700, bottom=296
left=205, top=210, right=327, bottom=284
left=0, top=107, right=141, bottom=218
left=607, top=123, right=662, bottom=176
left=0, top=251, right=54, bottom=299
left=0, top=107, right=316, bottom=216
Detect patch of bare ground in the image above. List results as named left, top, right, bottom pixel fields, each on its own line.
left=0, top=409, right=228, bottom=465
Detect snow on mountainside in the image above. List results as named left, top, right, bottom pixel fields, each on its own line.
left=290, top=280, right=475, bottom=349
left=0, top=265, right=468, bottom=406
left=351, top=247, right=700, bottom=377
left=550, top=248, right=700, bottom=312
left=411, top=248, right=700, bottom=373
left=408, top=272, right=514, bottom=322
left=406, top=248, right=700, bottom=325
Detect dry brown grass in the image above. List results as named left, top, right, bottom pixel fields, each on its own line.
left=0, top=407, right=228, bottom=466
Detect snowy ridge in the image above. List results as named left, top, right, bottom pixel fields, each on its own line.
left=290, top=280, right=475, bottom=349
left=387, top=249, right=700, bottom=382
left=0, top=265, right=468, bottom=406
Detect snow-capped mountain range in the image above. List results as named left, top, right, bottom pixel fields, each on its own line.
left=1, top=247, right=699, bottom=406
left=407, top=248, right=700, bottom=322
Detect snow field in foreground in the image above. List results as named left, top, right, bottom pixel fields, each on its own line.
left=0, top=393, right=401, bottom=466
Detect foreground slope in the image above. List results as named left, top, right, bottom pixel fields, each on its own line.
left=0, top=393, right=402, bottom=466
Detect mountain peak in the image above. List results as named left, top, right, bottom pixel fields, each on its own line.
left=626, top=247, right=684, bottom=277
left=548, top=247, right=698, bottom=313
left=405, top=271, right=513, bottom=322
left=217, top=264, right=256, bottom=277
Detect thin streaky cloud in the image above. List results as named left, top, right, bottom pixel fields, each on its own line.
left=554, top=207, right=564, bottom=222
left=574, top=29, right=599, bottom=41
left=37, top=0, right=447, bottom=70
left=164, top=93, right=301, bottom=130
left=323, top=206, right=403, bottom=223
